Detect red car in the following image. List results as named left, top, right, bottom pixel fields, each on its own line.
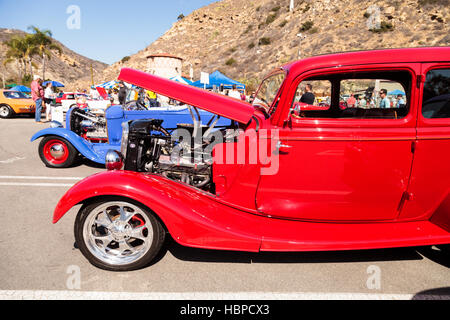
left=54, top=47, right=450, bottom=271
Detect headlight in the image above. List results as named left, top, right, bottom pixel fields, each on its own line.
left=120, top=121, right=129, bottom=159
left=105, top=150, right=124, bottom=171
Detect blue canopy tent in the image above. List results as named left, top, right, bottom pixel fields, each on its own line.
left=388, top=89, right=405, bottom=96
left=96, top=80, right=119, bottom=89
left=43, top=81, right=65, bottom=87
left=10, top=85, right=31, bottom=93
left=170, top=75, right=193, bottom=85
left=192, top=71, right=245, bottom=90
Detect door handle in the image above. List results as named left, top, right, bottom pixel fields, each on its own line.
left=276, top=141, right=292, bottom=152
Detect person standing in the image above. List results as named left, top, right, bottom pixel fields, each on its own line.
left=300, top=84, right=315, bottom=105
left=396, top=94, right=405, bottom=108
left=359, top=96, right=367, bottom=108
left=31, top=75, right=44, bottom=123
left=347, top=94, right=356, bottom=108
left=228, top=84, right=242, bottom=100
left=44, top=82, right=55, bottom=121
left=379, top=89, right=390, bottom=109
left=118, top=82, right=128, bottom=106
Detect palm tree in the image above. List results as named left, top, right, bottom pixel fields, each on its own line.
left=28, top=26, right=62, bottom=80
left=3, top=36, right=27, bottom=80
left=23, top=34, right=39, bottom=76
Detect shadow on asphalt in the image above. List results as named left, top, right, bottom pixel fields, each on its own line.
left=412, top=287, right=450, bottom=299
left=158, top=236, right=447, bottom=266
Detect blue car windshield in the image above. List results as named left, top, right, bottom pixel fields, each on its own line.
left=4, top=91, right=29, bottom=99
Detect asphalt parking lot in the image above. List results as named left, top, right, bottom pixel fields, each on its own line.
left=0, top=117, right=449, bottom=299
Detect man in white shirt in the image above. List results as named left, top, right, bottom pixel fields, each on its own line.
left=228, top=85, right=242, bottom=100
left=44, top=82, right=55, bottom=121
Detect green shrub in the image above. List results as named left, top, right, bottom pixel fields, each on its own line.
left=266, top=13, right=277, bottom=24
left=271, top=6, right=281, bottom=12
left=121, top=56, right=130, bottom=63
left=369, top=21, right=394, bottom=33
left=259, top=37, right=271, bottom=45
left=248, top=42, right=255, bottom=49
left=363, top=12, right=371, bottom=18
left=225, top=58, right=236, bottom=66
left=299, top=21, right=314, bottom=32
left=279, top=20, right=288, bottom=27
left=242, top=25, right=253, bottom=35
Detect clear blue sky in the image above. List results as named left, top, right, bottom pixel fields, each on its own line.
left=0, top=0, right=218, bottom=65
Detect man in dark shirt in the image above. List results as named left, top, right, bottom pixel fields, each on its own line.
left=300, top=83, right=315, bottom=105
left=118, top=81, right=128, bottom=106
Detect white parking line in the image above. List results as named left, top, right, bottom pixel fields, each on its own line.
left=0, top=290, right=426, bottom=300
left=0, top=182, right=74, bottom=187
left=0, top=176, right=83, bottom=180
left=0, top=175, right=83, bottom=187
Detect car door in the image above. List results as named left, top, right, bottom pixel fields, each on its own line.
left=256, top=64, right=420, bottom=222
left=399, top=64, right=450, bottom=222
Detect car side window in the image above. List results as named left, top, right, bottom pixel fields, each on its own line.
left=291, top=70, right=411, bottom=120
left=422, top=68, right=450, bottom=119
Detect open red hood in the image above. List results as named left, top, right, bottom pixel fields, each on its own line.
left=118, top=68, right=255, bottom=124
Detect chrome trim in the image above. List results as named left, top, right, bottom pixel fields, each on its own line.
left=49, top=121, right=64, bottom=128
left=120, top=121, right=129, bottom=160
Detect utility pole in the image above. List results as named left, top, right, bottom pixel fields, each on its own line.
left=90, top=63, right=94, bottom=86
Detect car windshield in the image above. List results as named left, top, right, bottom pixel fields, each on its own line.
left=253, top=70, right=286, bottom=113
left=4, top=91, right=29, bottom=99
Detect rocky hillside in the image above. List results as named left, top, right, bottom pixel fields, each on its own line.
left=0, top=28, right=108, bottom=87
left=82, top=0, right=449, bottom=91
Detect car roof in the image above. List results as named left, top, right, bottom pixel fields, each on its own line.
left=283, top=47, right=450, bottom=75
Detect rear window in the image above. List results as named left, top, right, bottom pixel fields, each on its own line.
left=422, top=68, right=450, bottom=119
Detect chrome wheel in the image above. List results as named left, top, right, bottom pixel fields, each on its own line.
left=83, top=202, right=154, bottom=266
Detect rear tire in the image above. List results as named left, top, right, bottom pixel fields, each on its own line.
left=38, top=135, right=77, bottom=168
left=0, top=104, right=14, bottom=118
left=74, top=198, right=166, bottom=271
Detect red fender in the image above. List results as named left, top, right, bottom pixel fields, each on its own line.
left=54, top=171, right=262, bottom=252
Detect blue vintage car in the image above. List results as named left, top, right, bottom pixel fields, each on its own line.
left=31, top=105, right=231, bottom=168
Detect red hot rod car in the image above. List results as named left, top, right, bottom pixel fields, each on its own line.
left=54, top=47, right=450, bottom=271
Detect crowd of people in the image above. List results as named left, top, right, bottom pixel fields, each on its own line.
left=345, top=90, right=406, bottom=109
left=293, top=82, right=407, bottom=110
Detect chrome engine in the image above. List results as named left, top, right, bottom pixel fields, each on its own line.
left=71, top=109, right=107, bottom=141
left=119, top=106, right=235, bottom=191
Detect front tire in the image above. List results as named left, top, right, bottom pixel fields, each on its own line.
left=0, top=104, right=14, bottom=118
left=74, top=199, right=165, bottom=271
left=38, top=135, right=77, bottom=168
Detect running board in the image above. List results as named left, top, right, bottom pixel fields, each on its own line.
left=260, top=220, right=450, bottom=252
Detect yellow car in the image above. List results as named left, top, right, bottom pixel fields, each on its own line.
left=0, top=89, right=36, bottom=118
